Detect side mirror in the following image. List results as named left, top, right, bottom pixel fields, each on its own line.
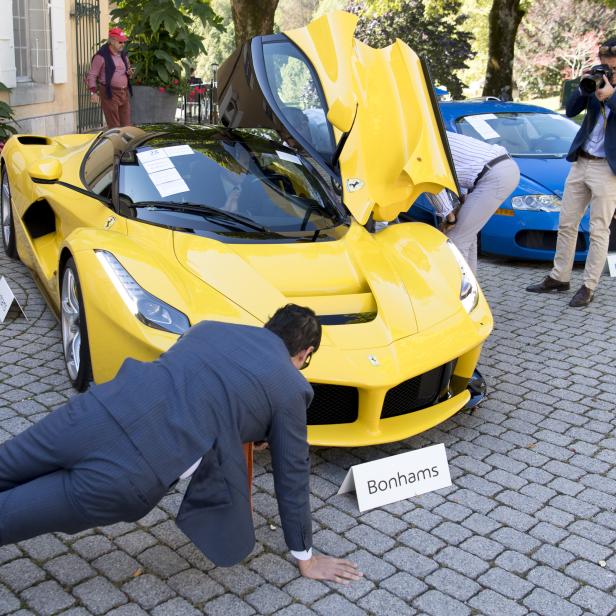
left=27, top=159, right=62, bottom=183
left=327, top=96, right=357, bottom=133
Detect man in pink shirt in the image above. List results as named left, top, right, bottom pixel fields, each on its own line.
left=86, top=27, right=134, bottom=128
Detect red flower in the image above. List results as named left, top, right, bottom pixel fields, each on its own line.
left=173, top=79, right=179, bottom=85
left=159, top=86, right=165, bottom=92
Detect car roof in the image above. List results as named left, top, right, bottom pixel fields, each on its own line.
left=439, top=99, right=557, bottom=121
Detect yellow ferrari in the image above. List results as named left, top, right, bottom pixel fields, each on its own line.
left=0, top=11, right=492, bottom=446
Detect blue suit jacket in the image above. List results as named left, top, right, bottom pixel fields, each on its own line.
left=90, top=322, right=314, bottom=566
left=566, top=88, right=616, bottom=174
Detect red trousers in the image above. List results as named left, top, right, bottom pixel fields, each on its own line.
left=99, top=86, right=131, bottom=128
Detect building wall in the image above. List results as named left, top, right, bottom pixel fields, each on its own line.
left=0, top=0, right=110, bottom=136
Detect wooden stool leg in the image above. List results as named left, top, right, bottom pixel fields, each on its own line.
left=243, top=443, right=254, bottom=509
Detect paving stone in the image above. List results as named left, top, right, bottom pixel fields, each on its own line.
left=21, top=580, right=75, bottom=616
left=283, top=577, right=330, bottom=603
left=17, top=535, right=68, bottom=562
left=166, top=569, right=223, bottom=604
left=491, top=527, right=541, bottom=554
left=424, top=567, right=480, bottom=601
left=348, top=549, right=396, bottom=582
left=432, top=521, right=473, bottom=545
left=461, top=512, right=502, bottom=535
left=312, top=506, right=356, bottom=533
left=245, top=585, right=292, bottom=614
left=0, top=546, right=21, bottom=566
left=44, top=554, right=95, bottom=586
left=248, top=553, right=297, bottom=585
left=137, top=545, right=189, bottom=578
left=359, top=509, right=407, bottom=535
left=459, top=535, right=505, bottom=561
left=495, top=550, right=536, bottom=575
left=434, top=546, right=489, bottom=578
left=150, top=597, right=201, bottom=616
left=0, top=559, right=45, bottom=592
left=523, top=587, right=583, bottom=616
left=479, top=567, right=534, bottom=600
left=413, top=589, right=471, bottom=616
left=106, top=605, right=149, bottom=616
left=0, top=583, right=20, bottom=615
left=113, top=530, right=159, bottom=556
left=208, top=564, right=265, bottom=595
left=570, top=586, right=616, bottom=616
left=560, top=535, right=612, bottom=562
left=398, top=528, right=445, bottom=556
left=358, top=588, right=416, bottom=615
left=469, top=589, right=527, bottom=616
left=312, top=594, right=366, bottom=616
left=274, top=606, right=317, bottom=616
left=379, top=572, right=427, bottom=602
left=72, top=536, right=114, bottom=561
left=202, top=593, right=256, bottom=616
left=92, top=551, right=141, bottom=583
left=73, top=577, right=128, bottom=615
left=121, top=574, right=175, bottom=610
left=344, top=524, right=395, bottom=555
left=533, top=545, right=575, bottom=569
left=564, top=560, right=616, bottom=591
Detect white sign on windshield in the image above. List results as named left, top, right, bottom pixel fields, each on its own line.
left=137, top=149, right=169, bottom=164
left=164, top=145, right=194, bottom=157
left=464, top=114, right=500, bottom=140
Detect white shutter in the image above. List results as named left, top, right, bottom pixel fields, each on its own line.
left=0, top=0, right=17, bottom=88
left=50, top=0, right=67, bottom=84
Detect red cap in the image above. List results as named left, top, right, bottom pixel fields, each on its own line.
left=108, top=27, right=128, bottom=42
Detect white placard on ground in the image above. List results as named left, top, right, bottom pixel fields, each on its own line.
left=337, top=444, right=452, bottom=512
left=0, top=277, right=28, bottom=322
left=607, top=253, right=616, bottom=277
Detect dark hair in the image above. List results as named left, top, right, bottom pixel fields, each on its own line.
left=265, top=304, right=321, bottom=356
left=599, top=38, right=616, bottom=57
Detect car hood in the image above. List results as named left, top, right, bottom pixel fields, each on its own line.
left=217, top=10, right=457, bottom=225
left=514, top=156, right=571, bottom=197
left=172, top=223, right=465, bottom=350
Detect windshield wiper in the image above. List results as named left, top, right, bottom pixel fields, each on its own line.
left=130, top=201, right=273, bottom=233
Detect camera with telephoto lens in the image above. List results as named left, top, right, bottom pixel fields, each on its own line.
left=580, top=64, right=614, bottom=94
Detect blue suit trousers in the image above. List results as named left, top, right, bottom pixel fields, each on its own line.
left=0, top=394, right=167, bottom=546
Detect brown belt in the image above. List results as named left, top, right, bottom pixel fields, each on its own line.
left=579, top=150, right=605, bottom=160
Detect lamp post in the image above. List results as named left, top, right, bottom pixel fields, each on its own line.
left=209, top=63, right=219, bottom=124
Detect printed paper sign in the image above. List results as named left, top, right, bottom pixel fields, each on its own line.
left=156, top=178, right=190, bottom=198
left=136, top=149, right=169, bottom=164
left=149, top=167, right=183, bottom=186
left=337, top=444, right=451, bottom=512
left=142, top=158, right=175, bottom=174
left=607, top=253, right=616, bottom=277
left=464, top=115, right=500, bottom=140
left=163, top=145, right=194, bottom=157
left=0, top=277, right=28, bottom=322
left=277, top=150, right=302, bottom=164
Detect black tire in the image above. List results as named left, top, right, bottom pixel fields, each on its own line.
left=1, top=166, right=17, bottom=259
left=60, top=258, right=93, bottom=391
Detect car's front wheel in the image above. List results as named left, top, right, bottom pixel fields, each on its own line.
left=61, top=258, right=93, bottom=391
left=1, top=167, right=17, bottom=258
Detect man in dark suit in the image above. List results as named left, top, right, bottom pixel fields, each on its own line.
left=0, top=305, right=361, bottom=583
left=527, top=39, right=616, bottom=307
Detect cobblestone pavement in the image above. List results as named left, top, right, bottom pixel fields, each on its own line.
left=1, top=248, right=615, bottom=616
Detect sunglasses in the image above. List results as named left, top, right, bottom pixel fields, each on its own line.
left=300, top=351, right=312, bottom=370
left=599, top=45, right=616, bottom=55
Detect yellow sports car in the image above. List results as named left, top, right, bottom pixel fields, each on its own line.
left=0, top=11, right=492, bottom=446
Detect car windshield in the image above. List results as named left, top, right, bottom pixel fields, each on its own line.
left=455, top=112, right=579, bottom=157
left=117, top=128, right=343, bottom=234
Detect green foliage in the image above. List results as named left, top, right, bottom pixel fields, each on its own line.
left=0, top=82, right=17, bottom=141
left=515, top=0, right=616, bottom=98
left=111, top=0, right=223, bottom=91
left=346, top=0, right=474, bottom=99
left=194, top=0, right=235, bottom=81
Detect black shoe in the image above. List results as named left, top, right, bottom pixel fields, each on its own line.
left=569, top=285, right=594, bottom=307
left=526, top=276, right=570, bottom=293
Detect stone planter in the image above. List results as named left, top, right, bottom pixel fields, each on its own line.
left=131, top=85, right=178, bottom=124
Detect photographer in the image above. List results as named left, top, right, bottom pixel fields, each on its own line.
left=527, top=39, right=616, bottom=306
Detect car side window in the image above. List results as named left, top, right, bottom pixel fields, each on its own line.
left=262, top=41, right=335, bottom=160
left=82, top=137, right=115, bottom=197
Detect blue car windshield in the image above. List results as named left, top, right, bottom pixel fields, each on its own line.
left=118, top=129, right=343, bottom=232
left=455, top=112, right=579, bottom=157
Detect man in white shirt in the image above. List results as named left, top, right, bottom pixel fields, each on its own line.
left=426, top=131, right=520, bottom=272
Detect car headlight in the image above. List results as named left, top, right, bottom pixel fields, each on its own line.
left=511, top=194, right=561, bottom=212
left=95, top=250, right=190, bottom=335
left=447, top=240, right=479, bottom=313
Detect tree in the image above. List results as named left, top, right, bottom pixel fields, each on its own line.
left=482, top=0, right=526, bottom=98
left=230, top=0, right=280, bottom=47
left=514, top=0, right=616, bottom=98
left=346, top=0, right=474, bottom=99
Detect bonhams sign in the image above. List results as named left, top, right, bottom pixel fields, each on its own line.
left=337, top=444, right=452, bottom=512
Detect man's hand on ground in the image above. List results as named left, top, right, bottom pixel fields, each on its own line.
left=297, top=554, right=363, bottom=584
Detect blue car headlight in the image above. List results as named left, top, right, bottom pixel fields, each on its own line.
left=511, top=194, right=561, bottom=212
left=447, top=240, right=479, bottom=313
left=95, top=250, right=190, bottom=335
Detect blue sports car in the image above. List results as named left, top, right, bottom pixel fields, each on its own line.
left=408, top=99, right=591, bottom=261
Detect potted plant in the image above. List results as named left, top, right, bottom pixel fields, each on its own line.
left=110, top=0, right=222, bottom=123
left=0, top=82, right=17, bottom=152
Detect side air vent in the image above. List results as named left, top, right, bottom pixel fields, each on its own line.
left=17, top=136, right=52, bottom=145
